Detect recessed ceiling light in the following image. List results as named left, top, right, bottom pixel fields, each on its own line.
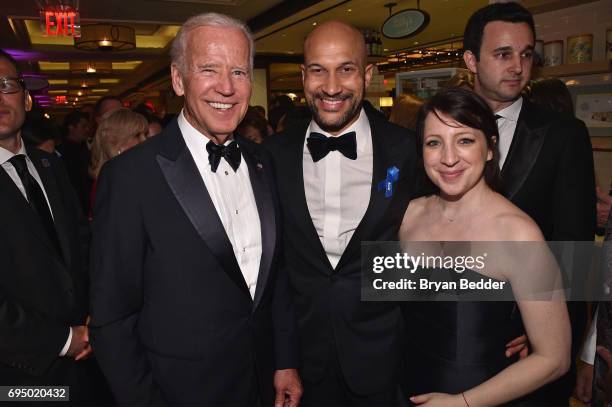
left=414, top=41, right=419, bottom=45
left=384, top=48, right=389, bottom=51
left=347, top=8, right=352, bottom=12
left=312, top=22, right=317, bottom=26
left=281, top=33, right=287, bottom=37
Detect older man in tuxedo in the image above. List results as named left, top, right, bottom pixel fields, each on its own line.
left=0, top=50, right=91, bottom=391
left=265, top=22, right=418, bottom=406
left=89, top=13, right=301, bottom=406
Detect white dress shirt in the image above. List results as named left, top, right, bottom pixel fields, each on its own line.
left=0, top=138, right=72, bottom=356
left=303, top=108, right=373, bottom=269
left=178, top=110, right=262, bottom=298
left=495, top=97, right=523, bottom=169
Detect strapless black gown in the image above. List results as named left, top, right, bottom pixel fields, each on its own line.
left=402, top=270, right=524, bottom=404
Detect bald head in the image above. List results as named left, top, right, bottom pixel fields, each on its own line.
left=304, top=21, right=367, bottom=66
left=301, top=20, right=372, bottom=135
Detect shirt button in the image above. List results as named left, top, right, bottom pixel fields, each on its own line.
left=225, top=170, right=229, bottom=175
left=235, top=210, right=239, bottom=215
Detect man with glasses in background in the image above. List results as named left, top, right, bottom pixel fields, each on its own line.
left=0, top=49, right=91, bottom=398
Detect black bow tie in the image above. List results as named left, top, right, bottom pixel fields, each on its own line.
left=206, top=140, right=241, bottom=173
left=307, top=131, right=357, bottom=163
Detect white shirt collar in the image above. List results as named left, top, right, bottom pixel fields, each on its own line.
left=0, top=136, right=27, bottom=165
left=307, top=107, right=370, bottom=153
left=496, top=97, right=523, bottom=122
left=177, top=109, right=234, bottom=147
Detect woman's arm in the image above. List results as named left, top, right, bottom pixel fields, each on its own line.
left=461, top=299, right=570, bottom=406
left=411, top=299, right=570, bottom=407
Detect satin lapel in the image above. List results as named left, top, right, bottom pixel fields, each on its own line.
left=29, top=149, right=71, bottom=267
left=239, top=141, right=274, bottom=310
left=156, top=128, right=251, bottom=299
left=0, top=165, right=66, bottom=266
left=501, top=103, right=548, bottom=201
left=282, top=127, right=334, bottom=272
left=335, top=110, right=410, bottom=270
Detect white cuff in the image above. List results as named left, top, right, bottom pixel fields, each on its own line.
left=59, top=327, right=72, bottom=357
left=580, top=308, right=598, bottom=365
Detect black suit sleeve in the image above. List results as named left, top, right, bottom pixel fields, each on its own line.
left=263, top=147, right=299, bottom=370
left=551, top=118, right=596, bottom=240
left=0, top=288, right=69, bottom=374
left=272, top=249, right=299, bottom=370
left=89, top=162, right=164, bottom=406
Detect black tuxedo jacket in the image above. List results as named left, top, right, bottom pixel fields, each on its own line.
left=89, top=119, right=297, bottom=406
left=502, top=100, right=596, bottom=405
left=502, top=99, right=596, bottom=241
left=0, top=146, right=88, bottom=383
left=265, top=104, right=418, bottom=395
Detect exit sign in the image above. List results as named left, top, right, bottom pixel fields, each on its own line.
left=41, top=8, right=81, bottom=37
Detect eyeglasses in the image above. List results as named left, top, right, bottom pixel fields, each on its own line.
left=0, top=77, right=25, bottom=94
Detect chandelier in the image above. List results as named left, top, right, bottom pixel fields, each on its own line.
left=74, top=24, right=136, bottom=51
left=69, top=61, right=113, bottom=74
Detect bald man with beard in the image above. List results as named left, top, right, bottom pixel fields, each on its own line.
left=265, top=21, right=418, bottom=406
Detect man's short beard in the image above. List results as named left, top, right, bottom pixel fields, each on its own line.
left=307, top=92, right=363, bottom=134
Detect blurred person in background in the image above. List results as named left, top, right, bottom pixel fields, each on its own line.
left=58, top=109, right=91, bottom=213
left=528, top=77, right=574, bottom=116
left=88, top=108, right=147, bottom=219
left=268, top=94, right=294, bottom=133
left=446, top=68, right=475, bottom=89
left=88, top=96, right=123, bottom=152
left=275, top=106, right=311, bottom=134
left=147, top=116, right=163, bottom=138
left=389, top=94, right=423, bottom=131
left=251, top=105, right=266, bottom=119
left=21, top=113, right=62, bottom=155
left=237, top=107, right=268, bottom=144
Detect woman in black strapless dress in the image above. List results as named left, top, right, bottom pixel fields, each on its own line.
left=399, top=88, right=570, bottom=406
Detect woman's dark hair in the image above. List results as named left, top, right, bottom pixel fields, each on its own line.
left=463, top=2, right=535, bottom=60
left=528, top=78, right=574, bottom=116
left=416, top=87, right=502, bottom=193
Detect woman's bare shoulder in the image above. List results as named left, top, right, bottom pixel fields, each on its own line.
left=492, top=195, right=544, bottom=241
left=399, top=195, right=435, bottom=239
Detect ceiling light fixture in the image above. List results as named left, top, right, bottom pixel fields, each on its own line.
left=75, top=24, right=136, bottom=51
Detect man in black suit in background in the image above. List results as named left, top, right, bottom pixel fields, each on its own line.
left=90, top=13, right=301, bottom=406
left=463, top=3, right=596, bottom=404
left=0, top=50, right=91, bottom=390
left=265, top=21, right=417, bottom=406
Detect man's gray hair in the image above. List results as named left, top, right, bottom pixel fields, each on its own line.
left=171, top=12, right=254, bottom=75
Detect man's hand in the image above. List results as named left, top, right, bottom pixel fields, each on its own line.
left=274, top=368, right=302, bottom=407
left=66, top=325, right=92, bottom=361
left=505, top=334, right=529, bottom=359
left=597, top=186, right=612, bottom=228
left=574, top=361, right=594, bottom=405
